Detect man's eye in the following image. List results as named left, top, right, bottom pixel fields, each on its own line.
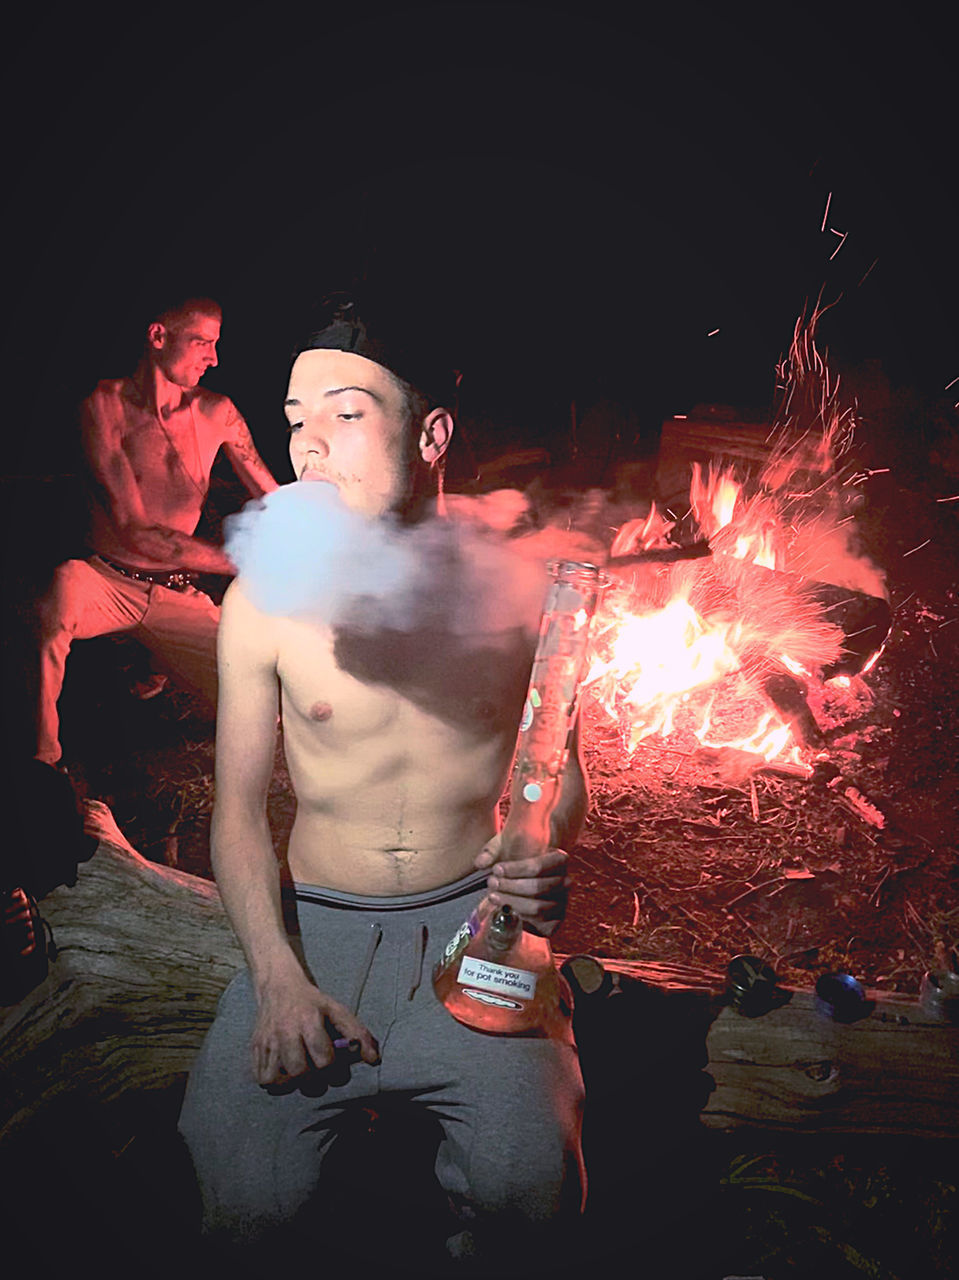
left=288, top=422, right=303, bottom=434
left=338, top=412, right=362, bottom=422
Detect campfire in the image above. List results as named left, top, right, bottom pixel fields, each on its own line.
left=581, top=308, right=892, bottom=780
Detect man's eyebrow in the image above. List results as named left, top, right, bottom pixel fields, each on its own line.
left=324, top=385, right=384, bottom=404
left=283, top=385, right=384, bottom=410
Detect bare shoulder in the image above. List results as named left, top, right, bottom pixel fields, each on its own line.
left=219, top=579, right=280, bottom=666
left=192, top=386, right=242, bottom=430
left=81, top=380, right=136, bottom=457
left=88, top=377, right=128, bottom=399
left=83, top=378, right=127, bottom=423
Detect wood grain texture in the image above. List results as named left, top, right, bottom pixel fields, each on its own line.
left=0, top=841, right=242, bottom=1138
left=569, top=954, right=959, bottom=1138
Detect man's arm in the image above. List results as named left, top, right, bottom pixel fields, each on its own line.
left=81, top=397, right=237, bottom=573
left=213, top=583, right=379, bottom=1084
left=219, top=404, right=279, bottom=499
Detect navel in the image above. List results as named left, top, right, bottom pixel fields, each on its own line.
left=309, top=701, right=333, bottom=722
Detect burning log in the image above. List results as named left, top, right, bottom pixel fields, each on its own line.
left=811, top=580, right=893, bottom=678
left=608, top=539, right=712, bottom=568
left=693, top=744, right=815, bottom=782
left=705, top=554, right=891, bottom=679
left=761, top=670, right=825, bottom=748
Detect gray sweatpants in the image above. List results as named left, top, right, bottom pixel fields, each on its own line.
left=179, top=872, right=586, bottom=1261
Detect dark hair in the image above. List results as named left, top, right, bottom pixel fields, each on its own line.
left=152, top=296, right=222, bottom=332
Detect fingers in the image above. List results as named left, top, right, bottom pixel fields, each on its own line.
left=487, top=849, right=569, bottom=900
left=321, top=997, right=381, bottom=1067
left=486, top=847, right=570, bottom=929
left=492, top=848, right=568, bottom=879
left=252, top=1024, right=319, bottom=1085
left=487, top=883, right=569, bottom=919
left=250, top=996, right=380, bottom=1086
left=472, top=834, right=502, bottom=870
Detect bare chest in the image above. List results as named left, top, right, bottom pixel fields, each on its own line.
left=119, top=408, right=220, bottom=497
left=278, top=615, right=533, bottom=743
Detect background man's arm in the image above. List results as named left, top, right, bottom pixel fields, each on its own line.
left=220, top=405, right=279, bottom=498
left=213, top=584, right=379, bottom=1084
left=82, top=398, right=235, bottom=573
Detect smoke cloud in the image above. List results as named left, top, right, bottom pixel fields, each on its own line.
left=223, top=482, right=556, bottom=638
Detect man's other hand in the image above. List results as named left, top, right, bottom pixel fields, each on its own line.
left=474, top=836, right=570, bottom=937
left=251, top=972, right=380, bottom=1086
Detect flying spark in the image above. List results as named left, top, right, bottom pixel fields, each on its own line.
left=821, top=191, right=832, bottom=232
left=902, top=539, right=931, bottom=558
left=828, top=229, right=848, bottom=260
left=857, top=257, right=879, bottom=286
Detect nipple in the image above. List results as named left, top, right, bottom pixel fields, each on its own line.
left=309, top=701, right=333, bottom=722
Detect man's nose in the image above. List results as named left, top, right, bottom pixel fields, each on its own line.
left=207, top=347, right=218, bottom=368
left=304, top=434, right=331, bottom=460
left=295, top=432, right=330, bottom=463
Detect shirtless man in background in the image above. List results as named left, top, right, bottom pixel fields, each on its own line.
left=35, top=297, right=277, bottom=766
left=180, top=297, right=589, bottom=1271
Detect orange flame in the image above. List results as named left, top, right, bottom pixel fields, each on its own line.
left=585, top=307, right=881, bottom=766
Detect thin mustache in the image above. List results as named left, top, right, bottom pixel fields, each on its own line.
left=300, top=467, right=346, bottom=485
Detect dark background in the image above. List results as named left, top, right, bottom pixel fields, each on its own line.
left=4, top=0, right=956, bottom=486
left=1, top=8, right=956, bottom=1274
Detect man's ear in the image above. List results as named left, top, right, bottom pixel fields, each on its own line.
left=418, top=408, right=454, bottom=464
left=147, top=321, right=167, bottom=350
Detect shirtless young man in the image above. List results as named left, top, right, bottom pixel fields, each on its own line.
left=179, top=301, right=588, bottom=1269
left=35, top=297, right=277, bottom=766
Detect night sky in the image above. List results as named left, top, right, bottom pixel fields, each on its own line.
left=6, top=0, right=957, bottom=486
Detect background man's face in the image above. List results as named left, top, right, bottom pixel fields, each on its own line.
left=153, top=313, right=220, bottom=388
left=285, top=349, right=418, bottom=517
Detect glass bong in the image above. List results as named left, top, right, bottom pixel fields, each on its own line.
left=432, top=559, right=607, bottom=1035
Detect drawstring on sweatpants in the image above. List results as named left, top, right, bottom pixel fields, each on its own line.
left=408, top=923, right=428, bottom=1000
left=349, top=922, right=382, bottom=1014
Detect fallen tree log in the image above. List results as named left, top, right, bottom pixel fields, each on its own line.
left=0, top=833, right=242, bottom=1140
left=3, top=833, right=958, bottom=1143
left=576, top=956, right=959, bottom=1139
